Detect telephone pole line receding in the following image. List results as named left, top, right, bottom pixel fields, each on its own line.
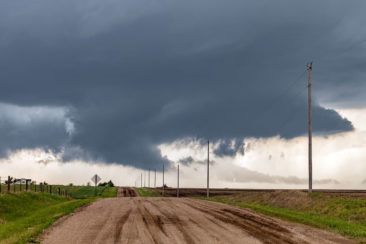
left=207, top=140, right=210, bottom=198
left=177, top=163, right=180, bottom=198
left=307, top=62, right=313, bottom=193
left=163, top=164, right=165, bottom=196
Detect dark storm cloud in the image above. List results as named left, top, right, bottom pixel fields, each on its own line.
left=179, top=157, right=194, bottom=166
left=214, top=139, right=245, bottom=157
left=0, top=104, right=69, bottom=157
left=0, top=0, right=364, bottom=169
left=178, top=156, right=214, bottom=166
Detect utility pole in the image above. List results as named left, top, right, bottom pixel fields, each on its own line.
left=207, top=140, right=210, bottom=198
left=144, top=172, right=145, bottom=187
left=177, top=163, right=180, bottom=198
left=148, top=168, right=150, bottom=188
left=163, top=164, right=165, bottom=196
left=307, top=62, right=313, bottom=193
left=154, top=169, right=156, bottom=188
left=141, top=173, right=142, bottom=188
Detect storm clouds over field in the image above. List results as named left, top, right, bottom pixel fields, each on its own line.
left=0, top=0, right=365, bottom=173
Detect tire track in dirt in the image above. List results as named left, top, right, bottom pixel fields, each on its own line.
left=117, top=187, right=137, bottom=197
left=114, top=209, right=132, bottom=243
left=147, top=198, right=232, bottom=242
left=183, top=200, right=296, bottom=243
left=145, top=199, right=196, bottom=244
left=42, top=197, right=355, bottom=244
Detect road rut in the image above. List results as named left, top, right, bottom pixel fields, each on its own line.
left=42, top=197, right=354, bottom=244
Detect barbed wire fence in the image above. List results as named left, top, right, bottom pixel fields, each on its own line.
left=0, top=175, right=68, bottom=197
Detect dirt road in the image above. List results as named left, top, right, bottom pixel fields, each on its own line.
left=117, top=187, right=138, bottom=197
left=42, top=196, right=353, bottom=244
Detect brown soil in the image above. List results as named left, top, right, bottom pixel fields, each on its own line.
left=41, top=197, right=354, bottom=244
left=117, top=187, right=138, bottom=197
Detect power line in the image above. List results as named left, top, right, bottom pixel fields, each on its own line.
left=258, top=69, right=307, bottom=119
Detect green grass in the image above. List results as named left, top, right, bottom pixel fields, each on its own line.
left=100, top=186, right=118, bottom=198
left=134, top=187, right=160, bottom=197
left=0, top=185, right=117, bottom=243
left=201, top=193, right=366, bottom=243
left=0, top=192, right=93, bottom=244
left=53, top=185, right=118, bottom=199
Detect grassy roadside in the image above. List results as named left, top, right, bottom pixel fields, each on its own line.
left=200, top=191, right=366, bottom=242
left=54, top=185, right=118, bottom=199
left=0, top=193, right=93, bottom=244
left=100, top=186, right=118, bottom=198
left=134, top=187, right=160, bottom=197
left=0, top=186, right=117, bottom=244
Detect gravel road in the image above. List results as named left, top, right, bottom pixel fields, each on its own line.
left=42, top=188, right=354, bottom=244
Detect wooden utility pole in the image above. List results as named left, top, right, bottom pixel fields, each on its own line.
left=141, top=173, right=142, bottom=188
left=154, top=169, right=156, bottom=188
left=148, top=168, right=150, bottom=188
left=177, top=164, right=180, bottom=198
left=307, top=62, right=313, bottom=193
left=207, top=140, right=210, bottom=198
left=163, top=164, right=165, bottom=196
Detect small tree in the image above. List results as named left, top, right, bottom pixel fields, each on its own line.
left=98, top=180, right=114, bottom=187
left=107, top=180, right=114, bottom=187
left=98, top=182, right=107, bottom=187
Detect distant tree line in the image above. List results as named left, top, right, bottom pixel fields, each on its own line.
left=98, top=180, right=114, bottom=187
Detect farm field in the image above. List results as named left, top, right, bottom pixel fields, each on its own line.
left=153, top=187, right=366, bottom=197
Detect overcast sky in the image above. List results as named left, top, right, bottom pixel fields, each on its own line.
left=1, top=0, right=366, bottom=187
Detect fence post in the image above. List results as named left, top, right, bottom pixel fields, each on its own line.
left=26, top=180, right=28, bottom=191
left=40, top=183, right=43, bottom=192
left=50, top=185, right=52, bottom=194
left=58, top=188, right=61, bottom=195
left=35, top=182, right=37, bottom=192
left=8, top=176, right=10, bottom=192
left=13, top=180, right=15, bottom=192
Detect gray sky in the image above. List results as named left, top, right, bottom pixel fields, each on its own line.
left=0, top=0, right=365, bottom=170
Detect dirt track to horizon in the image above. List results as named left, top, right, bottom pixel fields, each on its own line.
left=42, top=188, right=353, bottom=244
left=117, top=187, right=138, bottom=197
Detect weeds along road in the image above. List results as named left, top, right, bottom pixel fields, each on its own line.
left=42, top=187, right=353, bottom=244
